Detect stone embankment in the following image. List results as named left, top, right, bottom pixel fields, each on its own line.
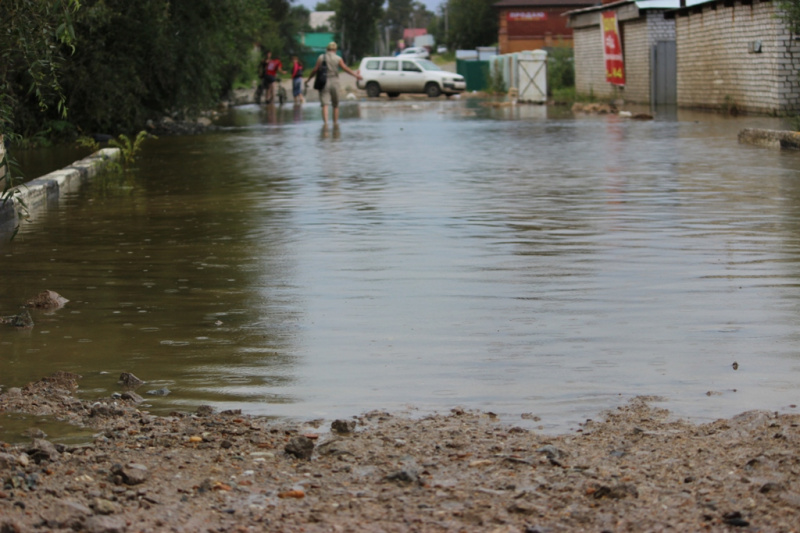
left=0, top=148, right=120, bottom=231
left=738, top=128, right=800, bottom=150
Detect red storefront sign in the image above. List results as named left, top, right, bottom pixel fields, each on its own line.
left=507, top=11, right=548, bottom=21
left=601, top=11, right=625, bottom=86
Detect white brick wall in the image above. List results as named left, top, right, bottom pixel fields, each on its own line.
left=623, top=18, right=650, bottom=102
left=573, top=9, right=675, bottom=104
left=648, top=11, right=675, bottom=45
left=676, top=0, right=800, bottom=114
left=574, top=25, right=617, bottom=98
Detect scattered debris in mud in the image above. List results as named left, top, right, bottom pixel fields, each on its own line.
left=1, top=290, right=69, bottom=329
left=1, top=373, right=799, bottom=532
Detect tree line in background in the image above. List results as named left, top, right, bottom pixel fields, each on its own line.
left=0, top=0, right=502, bottom=147
left=315, top=0, right=498, bottom=64
left=1, top=0, right=308, bottom=145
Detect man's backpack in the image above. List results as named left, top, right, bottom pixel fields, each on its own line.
left=313, top=55, right=328, bottom=90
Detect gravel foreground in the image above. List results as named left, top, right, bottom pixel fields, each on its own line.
left=1, top=373, right=798, bottom=532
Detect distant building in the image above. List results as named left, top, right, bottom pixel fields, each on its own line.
left=567, top=0, right=678, bottom=105
left=669, top=0, right=800, bottom=114
left=403, top=28, right=428, bottom=47
left=565, top=0, right=800, bottom=113
left=494, top=0, right=597, bottom=54
left=309, top=11, right=335, bottom=31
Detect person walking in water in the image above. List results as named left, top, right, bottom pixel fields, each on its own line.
left=305, top=42, right=362, bottom=126
left=264, top=51, right=286, bottom=104
left=290, top=55, right=304, bottom=105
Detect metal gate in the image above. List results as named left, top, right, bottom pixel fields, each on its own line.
left=517, top=50, right=547, bottom=103
left=651, top=41, right=676, bottom=105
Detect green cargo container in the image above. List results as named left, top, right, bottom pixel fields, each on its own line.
left=456, top=59, right=490, bottom=92
left=298, top=32, right=339, bottom=72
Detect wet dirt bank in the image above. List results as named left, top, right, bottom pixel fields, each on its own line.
left=1, top=373, right=798, bottom=532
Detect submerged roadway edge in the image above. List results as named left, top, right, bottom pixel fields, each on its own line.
left=0, top=147, right=121, bottom=231
left=738, top=127, right=800, bottom=150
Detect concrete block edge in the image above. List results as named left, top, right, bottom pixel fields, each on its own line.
left=0, top=147, right=122, bottom=230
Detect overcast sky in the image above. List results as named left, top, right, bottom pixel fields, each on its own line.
left=294, top=0, right=446, bottom=14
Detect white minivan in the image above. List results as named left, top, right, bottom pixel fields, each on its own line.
left=356, top=57, right=466, bottom=98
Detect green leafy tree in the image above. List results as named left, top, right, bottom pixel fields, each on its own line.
left=428, top=5, right=448, bottom=50
left=4, top=0, right=300, bottom=138
left=335, top=0, right=384, bottom=63
left=315, top=0, right=340, bottom=10
left=1, top=0, right=80, bottom=231
left=60, top=0, right=278, bottom=132
left=0, top=0, right=81, bottom=141
left=446, top=0, right=498, bottom=50
left=384, top=0, right=414, bottom=43
left=409, top=2, right=434, bottom=32
left=291, top=5, right=313, bottom=33
left=778, top=0, right=800, bottom=33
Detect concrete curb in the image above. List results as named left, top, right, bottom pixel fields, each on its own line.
left=738, top=128, right=800, bottom=150
left=0, top=147, right=121, bottom=229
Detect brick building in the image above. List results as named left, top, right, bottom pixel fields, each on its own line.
left=495, top=0, right=597, bottom=54
left=567, top=0, right=800, bottom=113
left=567, top=0, right=679, bottom=104
left=670, top=0, right=800, bottom=114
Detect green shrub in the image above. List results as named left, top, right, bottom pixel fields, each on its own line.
left=487, top=62, right=506, bottom=94
left=547, top=46, right=574, bottom=96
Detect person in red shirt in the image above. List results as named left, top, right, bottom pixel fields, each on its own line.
left=290, top=55, right=304, bottom=105
left=263, top=52, right=285, bottom=104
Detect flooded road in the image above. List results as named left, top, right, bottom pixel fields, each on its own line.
left=3, top=100, right=800, bottom=434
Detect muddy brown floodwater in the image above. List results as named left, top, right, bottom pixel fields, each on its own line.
left=2, top=102, right=800, bottom=442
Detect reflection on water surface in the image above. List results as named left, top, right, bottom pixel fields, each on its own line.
left=2, top=100, right=800, bottom=433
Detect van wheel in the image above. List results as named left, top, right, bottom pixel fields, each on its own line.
left=366, top=82, right=381, bottom=98
left=425, top=83, right=442, bottom=98
left=387, top=92, right=400, bottom=98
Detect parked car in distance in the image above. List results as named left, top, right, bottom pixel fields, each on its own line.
left=356, top=57, right=466, bottom=98
left=398, top=46, right=430, bottom=59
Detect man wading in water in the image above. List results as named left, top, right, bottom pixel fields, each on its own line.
left=305, top=42, right=362, bottom=127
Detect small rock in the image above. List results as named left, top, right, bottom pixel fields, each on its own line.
left=25, top=428, right=46, bottom=438
left=91, top=497, right=118, bottom=515
left=285, top=435, right=315, bottom=460
left=759, top=482, right=783, bottom=493
left=536, top=445, right=565, bottom=459
left=28, top=438, right=59, bottom=463
left=196, top=405, right=214, bottom=416
left=112, top=463, right=149, bottom=485
left=120, top=391, right=143, bottom=403
left=10, top=310, right=34, bottom=328
left=90, top=404, right=114, bottom=417
left=84, top=515, right=127, bottom=533
left=722, top=511, right=749, bottom=527
left=591, top=483, right=638, bottom=500
left=384, top=469, right=419, bottom=485
left=0, top=520, right=22, bottom=533
left=50, top=499, right=93, bottom=528
left=507, top=502, right=537, bottom=515
left=25, top=290, right=69, bottom=310
left=146, top=388, right=170, bottom=397
left=118, top=373, right=144, bottom=389
left=0, top=453, right=16, bottom=469
left=331, top=419, right=356, bottom=434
